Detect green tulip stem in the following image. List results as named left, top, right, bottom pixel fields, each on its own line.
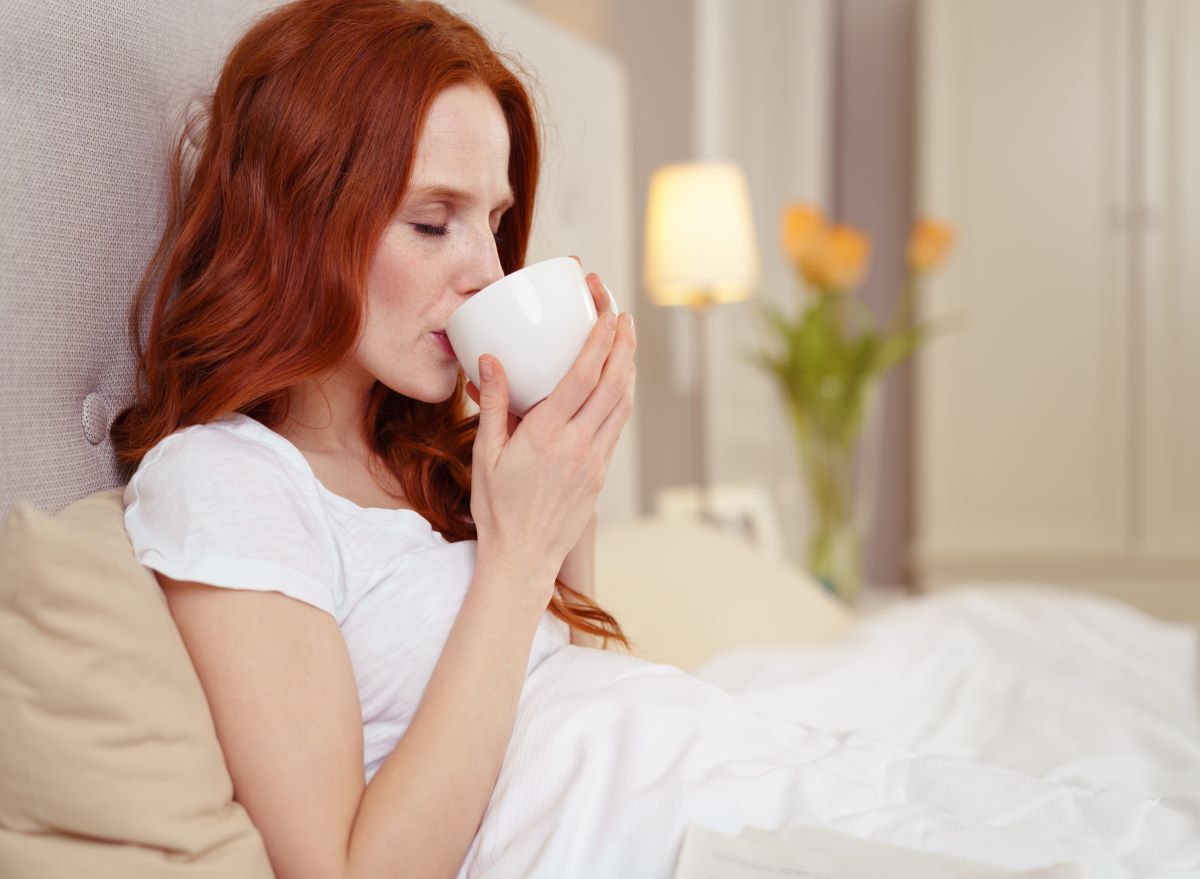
left=790, top=400, right=863, bottom=603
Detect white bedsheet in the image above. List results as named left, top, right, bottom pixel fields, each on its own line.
left=694, top=586, right=1200, bottom=797
left=460, top=586, right=1200, bottom=878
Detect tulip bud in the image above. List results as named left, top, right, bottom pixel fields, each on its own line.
left=821, top=226, right=870, bottom=293
left=780, top=203, right=831, bottom=289
left=907, top=218, right=955, bottom=273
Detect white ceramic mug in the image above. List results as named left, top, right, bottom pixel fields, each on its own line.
left=445, top=256, right=620, bottom=417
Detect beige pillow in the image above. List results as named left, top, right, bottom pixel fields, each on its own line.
left=596, top=516, right=856, bottom=672
left=0, top=488, right=274, bottom=878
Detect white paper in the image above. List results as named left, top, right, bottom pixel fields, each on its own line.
left=673, top=823, right=1088, bottom=879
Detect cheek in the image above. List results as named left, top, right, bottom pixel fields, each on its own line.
left=365, top=241, right=425, bottom=327
left=367, top=230, right=417, bottom=291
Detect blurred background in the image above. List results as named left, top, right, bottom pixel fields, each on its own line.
left=8, top=0, right=1188, bottom=625
left=494, top=0, right=1200, bottom=621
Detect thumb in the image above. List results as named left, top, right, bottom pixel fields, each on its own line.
left=475, top=355, right=509, bottom=448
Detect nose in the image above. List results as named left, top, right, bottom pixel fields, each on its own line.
left=462, top=225, right=505, bottom=297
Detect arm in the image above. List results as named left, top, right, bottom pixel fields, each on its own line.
left=559, top=508, right=604, bottom=648
left=157, top=549, right=552, bottom=879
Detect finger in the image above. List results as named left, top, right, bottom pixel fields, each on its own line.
left=474, top=355, right=512, bottom=457
left=532, top=307, right=619, bottom=428
left=586, top=272, right=611, bottom=315
left=571, top=311, right=635, bottom=434
left=570, top=254, right=582, bottom=267
left=467, top=380, right=521, bottom=433
left=593, top=342, right=636, bottom=463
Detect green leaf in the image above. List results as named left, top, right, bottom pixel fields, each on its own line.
left=843, top=296, right=880, bottom=338
left=874, top=317, right=948, bottom=373
left=746, top=281, right=964, bottom=451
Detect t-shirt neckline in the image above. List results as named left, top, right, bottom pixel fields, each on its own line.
left=218, top=412, right=442, bottom=531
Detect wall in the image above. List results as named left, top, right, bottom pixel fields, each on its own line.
left=513, top=0, right=917, bottom=589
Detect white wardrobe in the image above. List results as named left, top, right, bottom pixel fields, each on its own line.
left=913, top=0, right=1200, bottom=621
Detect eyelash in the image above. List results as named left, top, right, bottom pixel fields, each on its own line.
left=412, top=222, right=506, bottom=243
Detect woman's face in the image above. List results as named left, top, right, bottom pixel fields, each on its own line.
left=354, top=81, right=513, bottom=404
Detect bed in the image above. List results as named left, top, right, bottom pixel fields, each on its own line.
left=2, top=0, right=1198, bottom=876
left=596, top=518, right=1200, bottom=868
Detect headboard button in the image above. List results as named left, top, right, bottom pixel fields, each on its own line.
left=82, top=392, right=111, bottom=446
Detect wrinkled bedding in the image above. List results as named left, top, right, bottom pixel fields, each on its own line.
left=694, top=586, right=1200, bottom=797
left=459, top=587, right=1200, bottom=878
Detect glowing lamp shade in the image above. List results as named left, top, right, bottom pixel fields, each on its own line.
left=643, top=161, right=760, bottom=307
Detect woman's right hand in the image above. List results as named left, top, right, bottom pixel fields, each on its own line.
left=469, top=293, right=636, bottom=610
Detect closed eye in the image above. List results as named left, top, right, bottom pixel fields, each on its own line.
left=413, top=223, right=450, bottom=237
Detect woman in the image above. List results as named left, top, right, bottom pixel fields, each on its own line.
left=113, top=2, right=1198, bottom=878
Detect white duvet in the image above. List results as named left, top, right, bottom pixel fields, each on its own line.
left=459, top=586, right=1200, bottom=878
left=695, top=586, right=1200, bottom=798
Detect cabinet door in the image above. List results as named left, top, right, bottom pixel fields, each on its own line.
left=1142, top=0, right=1200, bottom=558
left=915, top=0, right=1132, bottom=570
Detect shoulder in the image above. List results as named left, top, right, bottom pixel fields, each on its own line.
left=122, top=412, right=346, bottom=619
left=136, top=412, right=307, bottom=477
left=122, top=412, right=329, bottom=537
left=126, top=412, right=324, bottom=506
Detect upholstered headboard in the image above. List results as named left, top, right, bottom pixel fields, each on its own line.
left=0, top=0, right=637, bottom=523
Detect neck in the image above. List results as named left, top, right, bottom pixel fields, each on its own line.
left=282, top=366, right=375, bottom=456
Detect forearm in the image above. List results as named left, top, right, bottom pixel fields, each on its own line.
left=559, top=511, right=596, bottom=600
left=345, top=557, right=551, bottom=879
left=559, top=512, right=602, bottom=648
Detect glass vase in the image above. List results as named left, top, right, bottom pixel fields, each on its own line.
left=788, top=385, right=882, bottom=605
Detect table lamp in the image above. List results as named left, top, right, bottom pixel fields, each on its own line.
left=644, top=161, right=759, bottom=524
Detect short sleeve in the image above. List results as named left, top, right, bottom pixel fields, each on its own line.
left=122, top=426, right=343, bottom=621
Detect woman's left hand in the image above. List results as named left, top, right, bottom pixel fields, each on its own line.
left=463, top=261, right=617, bottom=597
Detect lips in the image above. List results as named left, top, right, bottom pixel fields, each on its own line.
left=431, top=330, right=455, bottom=358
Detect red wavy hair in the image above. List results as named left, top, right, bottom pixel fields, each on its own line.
left=110, top=0, right=630, bottom=650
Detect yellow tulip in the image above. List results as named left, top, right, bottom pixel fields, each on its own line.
left=818, top=226, right=870, bottom=292
left=907, top=218, right=954, bottom=273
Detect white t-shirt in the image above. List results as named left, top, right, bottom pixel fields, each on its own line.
left=122, top=411, right=570, bottom=782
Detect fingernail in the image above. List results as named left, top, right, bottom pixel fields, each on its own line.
left=480, top=358, right=493, bottom=381
left=604, top=311, right=618, bottom=330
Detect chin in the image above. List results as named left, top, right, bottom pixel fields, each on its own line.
left=432, top=383, right=461, bottom=405
left=374, top=371, right=459, bottom=406
left=410, top=374, right=463, bottom=406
